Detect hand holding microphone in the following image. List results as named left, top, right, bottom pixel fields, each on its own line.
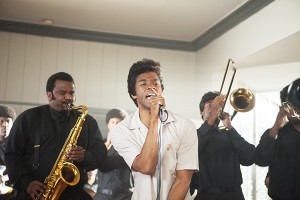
left=146, top=93, right=168, bottom=122
left=157, top=98, right=168, bottom=123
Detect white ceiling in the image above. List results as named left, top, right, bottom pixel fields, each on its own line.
left=0, top=0, right=249, bottom=41
left=0, top=0, right=299, bottom=66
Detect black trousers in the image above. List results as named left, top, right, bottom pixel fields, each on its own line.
left=0, top=190, right=17, bottom=200
left=60, top=188, right=93, bottom=200
left=15, top=188, right=92, bottom=200
left=272, top=197, right=300, bottom=200
left=94, top=188, right=133, bottom=200
left=197, top=186, right=245, bottom=200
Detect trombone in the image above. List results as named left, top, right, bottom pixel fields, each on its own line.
left=218, top=58, right=255, bottom=121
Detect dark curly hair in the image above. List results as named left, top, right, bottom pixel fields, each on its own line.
left=46, top=72, right=74, bottom=93
left=127, top=58, right=164, bottom=106
left=280, top=85, right=289, bottom=104
left=199, top=91, right=220, bottom=112
left=105, top=108, right=128, bottom=124
left=0, top=105, right=17, bottom=121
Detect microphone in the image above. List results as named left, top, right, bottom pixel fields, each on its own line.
left=159, top=105, right=166, bottom=114
left=159, top=105, right=168, bottom=122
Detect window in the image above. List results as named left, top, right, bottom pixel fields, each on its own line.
left=233, top=91, right=280, bottom=200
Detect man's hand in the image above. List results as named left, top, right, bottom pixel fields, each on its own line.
left=148, top=94, right=165, bottom=119
left=67, top=146, right=85, bottom=162
left=221, top=112, right=233, bottom=130
left=27, top=180, right=47, bottom=200
left=105, top=137, right=112, bottom=149
left=210, top=95, right=225, bottom=117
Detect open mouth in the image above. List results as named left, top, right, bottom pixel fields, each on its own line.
left=146, top=93, right=156, bottom=99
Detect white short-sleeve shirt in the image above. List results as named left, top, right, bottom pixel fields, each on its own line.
left=110, top=110, right=199, bottom=200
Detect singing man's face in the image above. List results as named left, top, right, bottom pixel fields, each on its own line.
left=131, top=72, right=163, bottom=110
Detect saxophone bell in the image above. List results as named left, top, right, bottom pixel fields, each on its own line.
left=60, top=162, right=80, bottom=185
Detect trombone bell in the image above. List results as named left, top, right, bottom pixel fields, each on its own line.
left=230, top=88, right=255, bottom=112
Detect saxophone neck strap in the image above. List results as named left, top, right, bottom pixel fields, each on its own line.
left=33, top=130, right=40, bottom=176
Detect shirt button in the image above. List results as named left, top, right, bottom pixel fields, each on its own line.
left=166, top=144, right=171, bottom=151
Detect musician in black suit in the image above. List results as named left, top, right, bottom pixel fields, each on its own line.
left=190, top=91, right=255, bottom=200
left=0, top=105, right=17, bottom=200
left=5, top=72, right=107, bottom=200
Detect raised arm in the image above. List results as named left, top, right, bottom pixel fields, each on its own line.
left=131, top=115, right=159, bottom=175
left=254, top=107, right=287, bottom=166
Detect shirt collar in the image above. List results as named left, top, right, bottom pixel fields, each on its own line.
left=128, top=110, right=174, bottom=130
left=49, top=106, right=70, bottom=122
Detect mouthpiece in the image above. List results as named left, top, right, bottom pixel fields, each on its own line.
left=67, top=103, right=74, bottom=110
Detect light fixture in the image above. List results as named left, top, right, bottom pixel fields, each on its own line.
left=42, top=18, right=54, bottom=25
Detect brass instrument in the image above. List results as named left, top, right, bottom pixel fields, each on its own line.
left=229, top=88, right=255, bottom=120
left=219, top=58, right=255, bottom=121
left=39, top=105, right=88, bottom=200
left=284, top=78, right=300, bottom=118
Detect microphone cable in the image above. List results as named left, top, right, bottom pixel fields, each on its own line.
left=156, top=107, right=168, bottom=200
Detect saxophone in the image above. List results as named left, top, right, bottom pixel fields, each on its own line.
left=39, top=105, right=88, bottom=200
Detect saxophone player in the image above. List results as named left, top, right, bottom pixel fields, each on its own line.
left=5, top=72, right=107, bottom=200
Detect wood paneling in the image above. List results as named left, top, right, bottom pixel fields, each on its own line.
left=0, top=31, right=199, bottom=121
left=6, top=33, right=26, bottom=101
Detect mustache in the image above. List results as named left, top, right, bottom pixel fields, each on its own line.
left=63, top=101, right=73, bottom=105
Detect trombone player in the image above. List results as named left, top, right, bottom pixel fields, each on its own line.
left=190, top=91, right=255, bottom=200
left=254, top=78, right=300, bottom=200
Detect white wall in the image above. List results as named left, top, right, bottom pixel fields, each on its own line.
left=0, top=31, right=198, bottom=135
left=194, top=0, right=300, bottom=102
